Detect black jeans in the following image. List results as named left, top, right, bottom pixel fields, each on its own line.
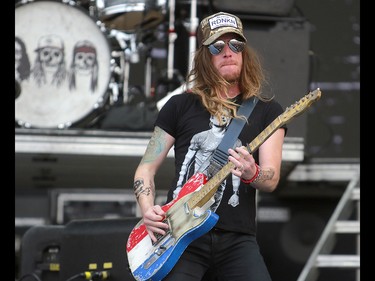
left=163, top=228, right=272, bottom=281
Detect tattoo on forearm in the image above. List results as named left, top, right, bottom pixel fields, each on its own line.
left=134, top=178, right=151, bottom=199
left=141, top=126, right=167, bottom=164
left=255, top=168, right=274, bottom=183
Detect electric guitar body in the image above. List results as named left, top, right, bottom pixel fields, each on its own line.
left=126, top=173, right=218, bottom=281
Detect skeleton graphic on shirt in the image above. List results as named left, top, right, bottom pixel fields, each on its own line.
left=174, top=114, right=242, bottom=210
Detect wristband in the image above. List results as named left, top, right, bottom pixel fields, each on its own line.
left=240, top=164, right=260, bottom=184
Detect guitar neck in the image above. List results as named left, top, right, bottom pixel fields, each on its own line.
left=247, top=116, right=283, bottom=154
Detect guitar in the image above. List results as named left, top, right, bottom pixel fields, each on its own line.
left=126, top=88, right=322, bottom=281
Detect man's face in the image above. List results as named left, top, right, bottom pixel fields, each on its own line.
left=210, top=33, right=243, bottom=83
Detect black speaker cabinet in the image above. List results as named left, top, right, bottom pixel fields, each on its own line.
left=257, top=195, right=357, bottom=281
left=59, top=217, right=140, bottom=281
left=19, top=225, right=64, bottom=281
left=242, top=19, right=311, bottom=140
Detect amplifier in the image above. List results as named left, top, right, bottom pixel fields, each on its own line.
left=49, top=188, right=168, bottom=225
left=59, top=218, right=140, bottom=281
left=49, top=188, right=141, bottom=225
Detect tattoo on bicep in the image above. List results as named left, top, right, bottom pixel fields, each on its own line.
left=141, top=127, right=167, bottom=164
left=134, top=178, right=152, bottom=199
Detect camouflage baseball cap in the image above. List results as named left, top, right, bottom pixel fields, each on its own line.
left=197, top=12, right=247, bottom=47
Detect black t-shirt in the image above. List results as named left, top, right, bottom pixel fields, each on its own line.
left=155, top=92, right=286, bottom=235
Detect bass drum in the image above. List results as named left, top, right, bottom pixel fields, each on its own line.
left=15, top=0, right=112, bottom=129
left=95, top=0, right=167, bottom=32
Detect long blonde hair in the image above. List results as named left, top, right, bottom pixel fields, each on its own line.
left=187, top=44, right=271, bottom=123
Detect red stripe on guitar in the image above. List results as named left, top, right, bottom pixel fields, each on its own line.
left=126, top=173, right=207, bottom=251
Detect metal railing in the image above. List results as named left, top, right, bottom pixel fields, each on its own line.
left=297, top=174, right=360, bottom=281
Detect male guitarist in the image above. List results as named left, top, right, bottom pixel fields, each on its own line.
left=132, top=11, right=287, bottom=281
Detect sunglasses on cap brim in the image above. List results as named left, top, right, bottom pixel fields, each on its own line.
left=208, top=38, right=245, bottom=55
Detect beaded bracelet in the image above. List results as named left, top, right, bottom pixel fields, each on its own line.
left=240, top=164, right=260, bottom=184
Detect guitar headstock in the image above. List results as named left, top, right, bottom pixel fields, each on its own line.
left=281, top=88, right=322, bottom=123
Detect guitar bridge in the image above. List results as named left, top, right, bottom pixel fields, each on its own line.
left=145, top=232, right=175, bottom=269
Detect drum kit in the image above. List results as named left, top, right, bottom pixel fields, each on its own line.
left=15, top=0, right=202, bottom=129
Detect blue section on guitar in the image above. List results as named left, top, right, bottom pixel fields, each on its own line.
left=133, top=210, right=219, bottom=281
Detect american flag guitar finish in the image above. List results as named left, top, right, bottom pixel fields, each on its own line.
left=126, top=89, right=322, bottom=281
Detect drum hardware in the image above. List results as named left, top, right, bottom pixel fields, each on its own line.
left=90, top=0, right=167, bottom=105
left=165, top=0, right=198, bottom=83
left=108, top=57, right=122, bottom=104
left=109, top=29, right=140, bottom=62
left=88, top=0, right=98, bottom=18
left=89, top=0, right=169, bottom=105
left=95, top=0, right=166, bottom=33
left=109, top=29, right=142, bottom=103
left=108, top=78, right=120, bottom=103
left=155, top=0, right=199, bottom=111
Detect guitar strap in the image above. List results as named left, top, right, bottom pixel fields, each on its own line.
left=207, top=96, right=258, bottom=178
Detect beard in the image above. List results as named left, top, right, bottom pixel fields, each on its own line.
left=224, top=74, right=240, bottom=84
left=222, top=68, right=241, bottom=83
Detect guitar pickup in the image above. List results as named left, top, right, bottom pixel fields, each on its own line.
left=152, top=218, right=171, bottom=246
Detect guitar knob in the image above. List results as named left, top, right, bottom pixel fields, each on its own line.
left=155, top=246, right=166, bottom=256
